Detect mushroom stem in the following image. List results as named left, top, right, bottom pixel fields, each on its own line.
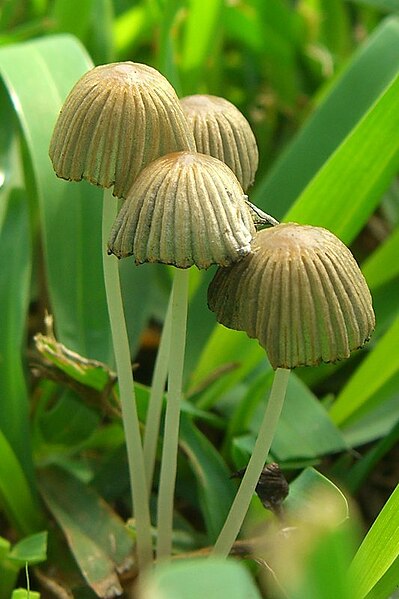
left=143, top=297, right=172, bottom=494
left=156, top=268, right=190, bottom=562
left=102, top=189, right=153, bottom=571
left=211, top=367, right=290, bottom=558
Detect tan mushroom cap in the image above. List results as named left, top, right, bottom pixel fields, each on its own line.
left=107, top=151, right=256, bottom=269
left=208, top=223, right=375, bottom=369
left=49, top=62, right=194, bottom=198
left=180, top=94, right=259, bottom=192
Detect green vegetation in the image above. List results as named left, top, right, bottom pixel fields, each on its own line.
left=0, top=1, right=398, bottom=597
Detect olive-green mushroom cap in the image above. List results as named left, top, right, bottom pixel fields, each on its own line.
left=180, top=94, right=259, bottom=192
left=208, top=223, right=375, bottom=369
left=49, top=62, right=194, bottom=198
left=107, top=151, right=256, bottom=269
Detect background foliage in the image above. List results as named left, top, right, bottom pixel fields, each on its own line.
left=0, top=0, right=399, bottom=597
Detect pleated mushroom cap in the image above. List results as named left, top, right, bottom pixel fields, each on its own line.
left=107, top=151, right=256, bottom=269
left=49, top=62, right=193, bottom=198
left=180, top=95, right=259, bottom=192
left=208, top=223, right=375, bottom=369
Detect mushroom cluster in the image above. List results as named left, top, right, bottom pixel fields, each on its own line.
left=49, top=60, right=375, bottom=567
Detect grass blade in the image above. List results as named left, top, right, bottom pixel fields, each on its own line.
left=254, top=17, right=399, bottom=219
left=0, top=188, right=33, bottom=479
left=330, top=313, right=399, bottom=426
left=350, top=483, right=399, bottom=599
left=180, top=0, right=223, bottom=93
left=0, top=431, right=44, bottom=536
left=362, top=223, right=399, bottom=289
left=285, top=69, right=399, bottom=243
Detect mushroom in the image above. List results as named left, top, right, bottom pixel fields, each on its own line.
left=107, top=150, right=256, bottom=268
left=208, top=223, right=375, bottom=368
left=181, top=94, right=259, bottom=192
left=208, top=223, right=375, bottom=557
left=50, top=61, right=194, bottom=198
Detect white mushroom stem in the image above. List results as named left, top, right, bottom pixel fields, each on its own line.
left=156, top=267, right=190, bottom=562
left=102, top=189, right=153, bottom=571
left=211, top=367, right=290, bottom=558
left=143, top=297, right=172, bottom=494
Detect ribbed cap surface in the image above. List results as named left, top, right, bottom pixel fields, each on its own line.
left=49, top=62, right=194, bottom=198
left=208, top=223, right=375, bottom=368
left=108, top=151, right=256, bottom=269
left=180, top=95, right=258, bottom=192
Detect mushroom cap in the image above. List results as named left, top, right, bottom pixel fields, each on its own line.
left=107, top=151, right=256, bottom=269
left=49, top=62, right=193, bottom=198
left=208, top=223, right=375, bottom=369
left=180, top=94, right=259, bottom=192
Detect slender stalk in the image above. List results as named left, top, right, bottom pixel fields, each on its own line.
left=156, top=268, right=189, bottom=562
left=143, top=296, right=172, bottom=494
left=102, top=190, right=153, bottom=571
left=212, top=367, right=290, bottom=558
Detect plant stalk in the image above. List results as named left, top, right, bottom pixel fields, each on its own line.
left=102, top=189, right=153, bottom=571
left=212, top=367, right=290, bottom=558
left=156, top=268, right=189, bottom=562
left=143, top=296, right=172, bottom=494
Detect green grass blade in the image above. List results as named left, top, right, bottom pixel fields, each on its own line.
left=330, top=312, right=399, bottom=426
left=114, top=3, right=151, bottom=59
left=87, top=0, right=115, bottom=64
left=285, top=69, right=399, bottom=243
left=0, top=431, right=44, bottom=536
left=362, top=224, right=399, bottom=289
left=50, top=0, right=114, bottom=63
left=0, top=188, right=33, bottom=479
left=348, top=0, right=399, bottom=13
left=0, top=35, right=113, bottom=363
left=350, top=484, right=399, bottom=599
left=365, top=555, right=399, bottom=599
left=180, top=0, right=223, bottom=93
left=254, top=17, right=399, bottom=219
left=341, top=419, right=399, bottom=493
left=51, top=0, right=94, bottom=39
left=189, top=326, right=265, bottom=409
left=224, top=0, right=301, bottom=107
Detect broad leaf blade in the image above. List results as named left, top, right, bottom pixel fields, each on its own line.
left=8, top=532, right=47, bottom=566
left=179, top=415, right=236, bottom=543
left=141, top=558, right=262, bottom=599
left=39, top=466, right=135, bottom=597
left=0, top=35, right=112, bottom=363
left=286, top=467, right=349, bottom=520
left=228, top=372, right=347, bottom=462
